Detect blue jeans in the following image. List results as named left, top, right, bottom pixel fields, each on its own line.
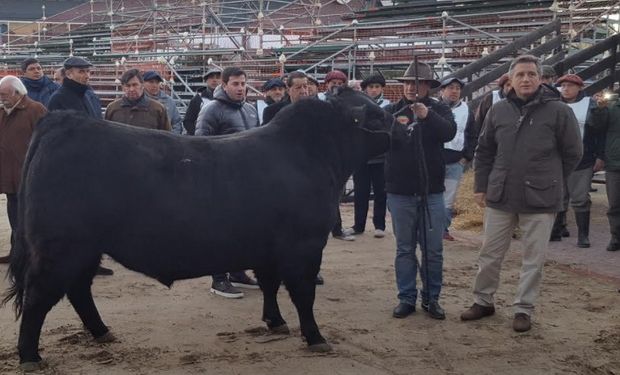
left=444, top=162, right=465, bottom=233
left=387, top=193, right=445, bottom=306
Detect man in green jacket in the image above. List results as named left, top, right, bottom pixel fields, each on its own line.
left=591, top=92, right=620, bottom=251
left=461, top=55, right=583, bottom=332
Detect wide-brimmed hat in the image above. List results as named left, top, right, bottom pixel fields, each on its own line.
left=395, top=61, right=440, bottom=88
left=556, top=74, right=583, bottom=87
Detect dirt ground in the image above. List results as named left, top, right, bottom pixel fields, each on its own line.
left=0, top=193, right=619, bottom=375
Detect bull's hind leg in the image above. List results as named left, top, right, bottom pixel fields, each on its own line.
left=281, top=254, right=331, bottom=352
left=67, top=262, right=115, bottom=343
left=255, top=268, right=289, bottom=334
left=18, top=268, right=67, bottom=371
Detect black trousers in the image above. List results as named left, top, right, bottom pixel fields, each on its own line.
left=352, top=163, right=386, bottom=232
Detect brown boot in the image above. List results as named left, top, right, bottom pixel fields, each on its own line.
left=0, top=254, right=10, bottom=264
left=513, top=313, right=531, bottom=332
left=460, top=303, right=495, bottom=321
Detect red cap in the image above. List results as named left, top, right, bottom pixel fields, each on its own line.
left=325, top=70, right=348, bottom=83
left=498, top=73, right=510, bottom=88
left=557, top=74, right=584, bottom=86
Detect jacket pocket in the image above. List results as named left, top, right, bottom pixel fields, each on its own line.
left=485, top=170, right=507, bottom=203
left=524, top=176, right=559, bottom=208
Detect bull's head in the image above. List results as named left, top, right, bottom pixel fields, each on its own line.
left=328, top=87, right=392, bottom=161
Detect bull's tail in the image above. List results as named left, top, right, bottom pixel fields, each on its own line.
left=1, top=117, right=45, bottom=319
left=1, top=229, right=29, bottom=319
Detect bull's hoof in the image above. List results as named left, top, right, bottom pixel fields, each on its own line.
left=20, top=360, right=47, bottom=372
left=308, top=342, right=332, bottom=353
left=269, top=324, right=290, bottom=335
left=94, top=331, right=117, bottom=344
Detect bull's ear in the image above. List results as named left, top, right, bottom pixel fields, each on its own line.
left=350, top=105, right=366, bottom=126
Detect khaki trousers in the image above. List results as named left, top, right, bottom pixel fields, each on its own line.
left=472, top=207, right=554, bottom=315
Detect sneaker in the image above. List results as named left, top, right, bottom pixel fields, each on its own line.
left=333, top=234, right=355, bottom=241
left=315, top=273, right=324, bottom=285
left=443, top=232, right=455, bottom=241
left=210, top=280, right=244, bottom=298
left=374, top=229, right=386, bottom=238
left=342, top=227, right=363, bottom=236
left=229, top=272, right=260, bottom=289
left=513, top=313, right=531, bottom=332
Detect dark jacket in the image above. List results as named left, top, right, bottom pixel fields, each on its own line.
left=105, top=94, right=171, bottom=131
left=262, top=98, right=290, bottom=125
left=591, top=98, right=620, bottom=172
left=475, top=89, right=504, bottom=134
left=21, top=76, right=59, bottom=107
left=562, top=92, right=605, bottom=171
left=384, top=96, right=457, bottom=195
left=183, top=86, right=215, bottom=135
left=48, top=78, right=102, bottom=119
left=195, top=86, right=259, bottom=136
left=441, top=99, right=478, bottom=164
left=0, top=96, right=47, bottom=193
left=475, top=86, right=583, bottom=213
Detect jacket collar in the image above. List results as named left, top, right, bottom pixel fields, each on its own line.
left=63, top=78, right=89, bottom=96
left=121, top=93, right=150, bottom=108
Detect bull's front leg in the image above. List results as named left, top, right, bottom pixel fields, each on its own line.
left=282, top=254, right=331, bottom=352
left=255, top=268, right=289, bottom=334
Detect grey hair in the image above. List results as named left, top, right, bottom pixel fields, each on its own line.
left=508, top=55, right=542, bottom=78
left=0, top=75, right=28, bottom=95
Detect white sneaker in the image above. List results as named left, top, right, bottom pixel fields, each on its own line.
left=374, top=229, right=386, bottom=238
left=342, top=227, right=356, bottom=236
left=334, top=234, right=355, bottom=241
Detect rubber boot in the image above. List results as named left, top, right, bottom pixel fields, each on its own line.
left=575, top=211, right=590, bottom=248
left=560, top=211, right=570, bottom=237
left=550, top=211, right=565, bottom=241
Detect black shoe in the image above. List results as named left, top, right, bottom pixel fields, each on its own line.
left=315, top=273, right=324, bottom=285
left=96, top=266, right=114, bottom=276
left=608, top=238, right=620, bottom=252
left=229, top=272, right=260, bottom=289
left=0, top=254, right=9, bottom=264
left=421, top=300, right=446, bottom=320
left=392, top=303, right=415, bottom=318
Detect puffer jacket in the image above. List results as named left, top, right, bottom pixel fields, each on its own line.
left=21, top=76, right=59, bottom=107
left=591, top=98, right=620, bottom=171
left=475, top=85, right=583, bottom=213
left=195, top=86, right=259, bottom=136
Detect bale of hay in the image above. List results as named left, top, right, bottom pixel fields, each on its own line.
left=451, top=169, right=484, bottom=232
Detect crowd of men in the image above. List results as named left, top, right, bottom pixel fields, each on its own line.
left=0, top=54, right=618, bottom=333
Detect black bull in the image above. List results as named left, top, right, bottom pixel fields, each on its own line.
left=2, top=88, right=392, bottom=371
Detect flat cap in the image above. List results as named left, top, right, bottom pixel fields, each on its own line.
left=204, top=67, right=222, bottom=79
left=63, top=56, right=93, bottom=69
left=440, top=77, right=465, bottom=88
left=143, top=70, right=163, bottom=82
left=556, top=74, right=584, bottom=86
left=262, top=77, right=286, bottom=91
